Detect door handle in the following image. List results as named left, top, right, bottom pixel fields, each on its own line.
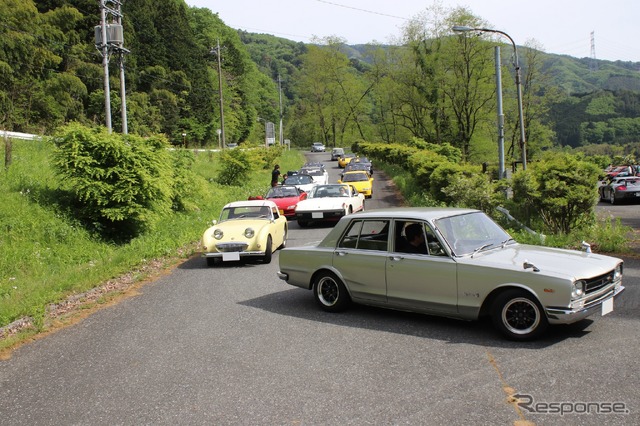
left=336, top=251, right=348, bottom=256
left=389, top=255, right=404, bottom=261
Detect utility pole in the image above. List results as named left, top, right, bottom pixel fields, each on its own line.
left=97, top=0, right=112, bottom=133
left=95, top=0, right=128, bottom=134
left=212, top=40, right=226, bottom=148
left=278, top=74, right=283, bottom=146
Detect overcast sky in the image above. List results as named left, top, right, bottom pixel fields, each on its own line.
left=186, top=0, right=640, bottom=63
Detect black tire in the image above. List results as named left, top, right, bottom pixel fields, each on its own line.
left=297, top=219, right=309, bottom=227
left=610, top=192, right=616, bottom=205
left=313, top=271, right=350, bottom=312
left=491, top=289, right=548, bottom=341
left=263, top=236, right=273, bottom=264
left=278, top=228, right=287, bottom=249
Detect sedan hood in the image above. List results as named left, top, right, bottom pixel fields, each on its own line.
left=465, top=244, right=620, bottom=280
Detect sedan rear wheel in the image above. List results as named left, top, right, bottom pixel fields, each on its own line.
left=313, top=271, right=350, bottom=312
left=491, top=290, right=548, bottom=341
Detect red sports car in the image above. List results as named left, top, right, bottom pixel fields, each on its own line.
left=250, top=185, right=308, bottom=218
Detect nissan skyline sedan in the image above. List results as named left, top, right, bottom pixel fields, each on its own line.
left=277, top=208, right=624, bottom=340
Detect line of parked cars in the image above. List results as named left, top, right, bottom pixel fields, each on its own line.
left=201, top=158, right=367, bottom=268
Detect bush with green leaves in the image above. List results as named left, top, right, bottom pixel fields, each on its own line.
left=169, top=150, right=208, bottom=212
left=510, top=153, right=601, bottom=234
left=215, top=148, right=252, bottom=186
left=53, top=123, right=174, bottom=238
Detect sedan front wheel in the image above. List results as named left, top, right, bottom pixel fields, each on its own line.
left=491, top=289, right=548, bottom=341
left=313, top=271, right=350, bottom=312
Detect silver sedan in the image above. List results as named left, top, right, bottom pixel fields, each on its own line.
left=277, top=207, right=624, bottom=340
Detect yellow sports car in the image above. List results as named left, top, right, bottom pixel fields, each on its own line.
left=338, top=171, right=374, bottom=198
left=202, top=200, right=288, bottom=266
left=337, top=153, right=356, bottom=168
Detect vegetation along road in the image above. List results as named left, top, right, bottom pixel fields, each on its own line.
left=0, top=153, right=638, bottom=425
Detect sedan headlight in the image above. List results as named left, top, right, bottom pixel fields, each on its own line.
left=244, top=227, right=255, bottom=238
left=571, top=280, right=585, bottom=299
left=614, top=264, right=623, bottom=280
left=213, top=229, right=223, bottom=240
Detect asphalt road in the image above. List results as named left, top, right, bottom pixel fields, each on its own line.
left=1, top=152, right=638, bottom=425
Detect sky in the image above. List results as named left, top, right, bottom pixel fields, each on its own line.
left=186, top=0, right=640, bottom=63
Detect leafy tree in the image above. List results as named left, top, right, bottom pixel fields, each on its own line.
left=511, top=152, right=601, bottom=234
left=53, top=123, right=174, bottom=239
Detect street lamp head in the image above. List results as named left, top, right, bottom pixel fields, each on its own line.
left=452, top=25, right=473, bottom=33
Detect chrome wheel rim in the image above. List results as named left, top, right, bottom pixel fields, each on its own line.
left=502, top=297, right=540, bottom=335
left=317, top=277, right=339, bottom=306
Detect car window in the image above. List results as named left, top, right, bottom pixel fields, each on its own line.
left=338, top=220, right=389, bottom=251
left=435, top=212, right=511, bottom=256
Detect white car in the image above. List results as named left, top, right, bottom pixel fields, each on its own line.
left=311, top=142, right=326, bottom=152
left=300, top=167, right=329, bottom=185
left=283, top=174, right=317, bottom=193
left=294, top=184, right=365, bottom=227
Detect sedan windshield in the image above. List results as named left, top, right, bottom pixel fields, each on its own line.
left=434, top=212, right=512, bottom=256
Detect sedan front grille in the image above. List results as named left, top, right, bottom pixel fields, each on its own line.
left=584, top=270, right=616, bottom=294
left=216, top=242, right=248, bottom=253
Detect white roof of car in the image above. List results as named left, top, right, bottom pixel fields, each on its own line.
left=223, top=199, right=278, bottom=209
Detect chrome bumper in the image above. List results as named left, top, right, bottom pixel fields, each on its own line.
left=546, top=285, right=625, bottom=325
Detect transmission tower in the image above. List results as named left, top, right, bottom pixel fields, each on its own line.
left=590, top=31, right=598, bottom=71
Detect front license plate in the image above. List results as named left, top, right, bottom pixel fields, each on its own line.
left=312, top=212, right=323, bottom=219
left=222, top=252, right=240, bottom=261
left=602, top=297, right=614, bottom=315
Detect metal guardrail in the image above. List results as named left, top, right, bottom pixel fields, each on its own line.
left=2, top=130, right=41, bottom=140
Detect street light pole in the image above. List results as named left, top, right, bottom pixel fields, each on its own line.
left=452, top=26, right=527, bottom=170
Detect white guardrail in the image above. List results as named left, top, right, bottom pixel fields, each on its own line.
left=2, top=130, right=41, bottom=140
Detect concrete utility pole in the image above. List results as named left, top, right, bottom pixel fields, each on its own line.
left=95, top=0, right=129, bottom=134
left=212, top=40, right=226, bottom=148
left=278, top=74, right=284, bottom=146
left=97, top=0, right=112, bottom=133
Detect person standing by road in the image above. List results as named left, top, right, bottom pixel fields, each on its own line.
left=271, top=164, right=281, bottom=187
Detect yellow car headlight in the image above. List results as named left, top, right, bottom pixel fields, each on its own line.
left=244, top=227, right=255, bottom=238
left=213, top=229, right=223, bottom=240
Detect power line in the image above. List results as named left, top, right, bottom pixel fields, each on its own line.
left=314, top=0, right=409, bottom=21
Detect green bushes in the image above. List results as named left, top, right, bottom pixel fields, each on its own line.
left=358, top=139, right=619, bottom=240
left=511, top=153, right=601, bottom=234
left=52, top=123, right=205, bottom=239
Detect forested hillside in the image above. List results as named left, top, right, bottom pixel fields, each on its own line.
left=2, top=0, right=640, bottom=163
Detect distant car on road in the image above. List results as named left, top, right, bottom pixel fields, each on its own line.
left=283, top=173, right=316, bottom=194
left=311, top=142, right=326, bottom=152
left=277, top=208, right=624, bottom=341
left=331, top=148, right=345, bottom=161
left=338, top=153, right=356, bottom=168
